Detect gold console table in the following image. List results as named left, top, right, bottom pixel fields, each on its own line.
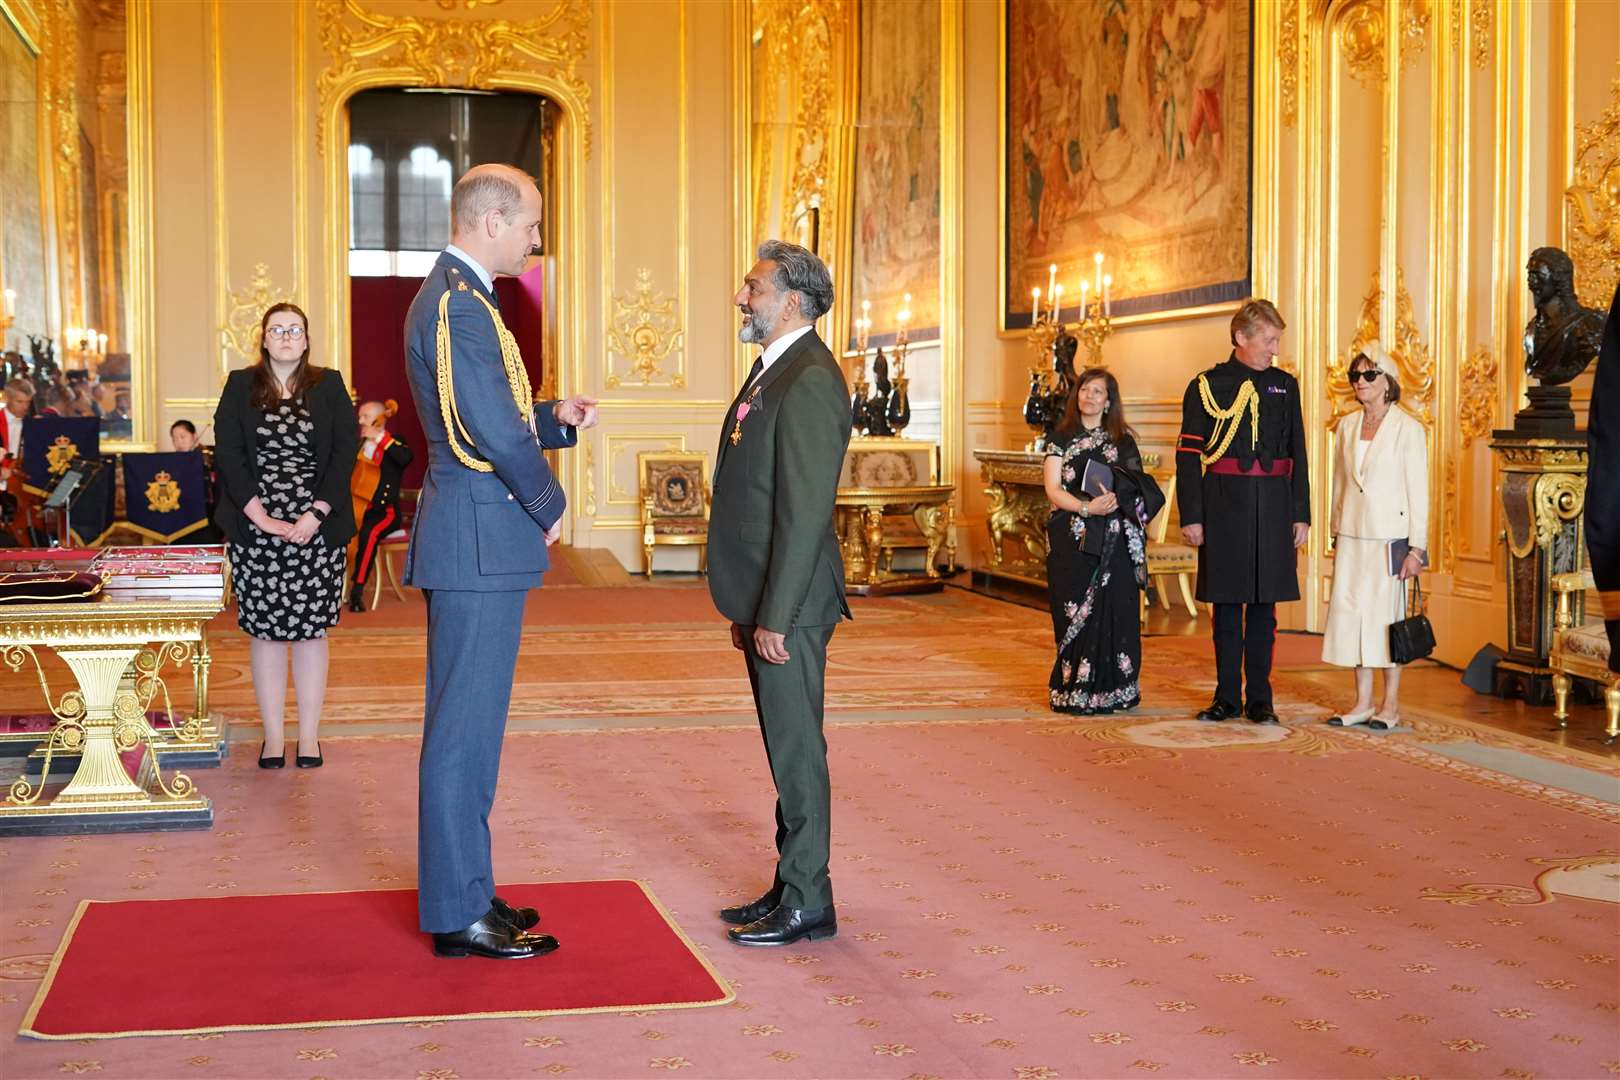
left=973, top=449, right=1052, bottom=589
left=835, top=484, right=956, bottom=596
left=0, top=594, right=223, bottom=835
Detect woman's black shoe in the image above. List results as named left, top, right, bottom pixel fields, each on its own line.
left=258, top=742, right=285, bottom=769
left=296, top=744, right=323, bottom=768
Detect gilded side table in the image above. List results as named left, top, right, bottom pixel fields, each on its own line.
left=835, top=484, right=956, bottom=596
left=0, top=594, right=222, bottom=835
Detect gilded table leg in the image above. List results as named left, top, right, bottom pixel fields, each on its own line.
left=862, top=507, right=886, bottom=585
left=840, top=508, right=869, bottom=583
left=191, top=629, right=212, bottom=726
left=983, top=482, right=1009, bottom=566
left=49, top=646, right=151, bottom=804
left=915, top=503, right=949, bottom=579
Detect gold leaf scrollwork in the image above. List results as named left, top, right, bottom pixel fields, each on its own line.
left=1533, top=473, right=1584, bottom=551
left=750, top=0, right=848, bottom=245
left=1458, top=345, right=1499, bottom=448
left=315, top=0, right=591, bottom=157
left=38, top=0, right=86, bottom=329
left=1441, top=454, right=1458, bottom=569
left=1469, top=0, right=1491, bottom=68
left=1329, top=268, right=1435, bottom=430
left=605, top=269, right=686, bottom=389
left=583, top=436, right=597, bottom=518
left=1338, top=0, right=1385, bottom=91
left=1564, top=72, right=1620, bottom=310
left=1279, top=0, right=1300, bottom=128
left=1399, top=0, right=1430, bottom=69
left=221, top=263, right=290, bottom=368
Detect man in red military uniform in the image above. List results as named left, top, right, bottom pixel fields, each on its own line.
left=1176, top=299, right=1311, bottom=724
left=349, top=400, right=413, bottom=612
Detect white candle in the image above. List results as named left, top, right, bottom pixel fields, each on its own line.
left=1046, top=264, right=1057, bottom=309
left=2, top=289, right=14, bottom=318
left=97, top=332, right=107, bottom=355
left=1051, top=284, right=1063, bottom=326
left=1093, top=252, right=1103, bottom=299
left=1103, top=274, right=1112, bottom=318
left=1032, top=287, right=1041, bottom=322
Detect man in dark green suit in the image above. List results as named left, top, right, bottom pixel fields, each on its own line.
left=709, top=240, right=852, bottom=947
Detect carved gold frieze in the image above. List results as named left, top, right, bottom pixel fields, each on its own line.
left=1458, top=345, right=1499, bottom=448
left=1329, top=267, right=1434, bottom=430
left=1338, top=0, right=1429, bottom=91
left=1565, top=73, right=1620, bottom=310
left=1279, top=0, right=1299, bottom=128
left=1469, top=0, right=1491, bottom=68
left=315, top=0, right=591, bottom=157
left=38, top=0, right=85, bottom=326
left=749, top=0, right=848, bottom=244
left=220, top=263, right=290, bottom=370
left=582, top=435, right=597, bottom=518
left=605, top=268, right=686, bottom=389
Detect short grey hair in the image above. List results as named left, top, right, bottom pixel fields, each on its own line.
left=757, top=240, right=834, bottom=321
left=450, top=165, right=535, bottom=235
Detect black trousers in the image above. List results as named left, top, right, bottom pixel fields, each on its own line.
left=350, top=502, right=398, bottom=594
left=1212, top=602, right=1276, bottom=708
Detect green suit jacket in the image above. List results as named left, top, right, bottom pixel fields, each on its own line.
left=708, top=329, right=853, bottom=633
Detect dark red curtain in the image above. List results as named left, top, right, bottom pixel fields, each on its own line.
left=349, top=264, right=546, bottom=492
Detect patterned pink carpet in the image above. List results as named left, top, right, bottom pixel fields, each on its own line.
left=3, top=711, right=1617, bottom=1078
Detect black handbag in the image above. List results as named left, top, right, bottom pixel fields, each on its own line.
left=1388, top=576, right=1436, bottom=664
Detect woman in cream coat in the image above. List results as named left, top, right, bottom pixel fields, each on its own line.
left=1323, top=347, right=1429, bottom=729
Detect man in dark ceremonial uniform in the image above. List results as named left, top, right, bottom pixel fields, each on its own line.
left=1585, top=280, right=1620, bottom=672
left=348, top=400, right=414, bottom=612
left=1176, top=299, right=1310, bottom=724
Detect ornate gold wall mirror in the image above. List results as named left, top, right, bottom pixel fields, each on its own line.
left=0, top=0, right=153, bottom=450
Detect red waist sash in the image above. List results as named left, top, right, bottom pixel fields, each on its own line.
left=1207, top=457, right=1294, bottom=478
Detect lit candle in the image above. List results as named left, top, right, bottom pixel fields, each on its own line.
left=859, top=300, right=871, bottom=352
left=1051, top=284, right=1063, bottom=326
left=898, top=293, right=912, bottom=345
left=1103, top=274, right=1112, bottom=318
left=97, top=332, right=107, bottom=356
left=1031, top=287, right=1041, bottom=323
left=1046, top=264, right=1057, bottom=312
left=1079, top=278, right=1089, bottom=320
left=1093, top=251, right=1104, bottom=299
left=2, top=288, right=14, bottom=318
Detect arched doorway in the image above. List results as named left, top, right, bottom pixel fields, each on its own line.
left=342, top=88, right=560, bottom=494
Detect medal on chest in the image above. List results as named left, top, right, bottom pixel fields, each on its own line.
left=730, top=389, right=761, bottom=446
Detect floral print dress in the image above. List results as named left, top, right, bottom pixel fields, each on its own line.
left=1044, top=426, right=1156, bottom=714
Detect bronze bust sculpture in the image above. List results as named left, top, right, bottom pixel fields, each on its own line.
left=1524, top=246, right=1604, bottom=386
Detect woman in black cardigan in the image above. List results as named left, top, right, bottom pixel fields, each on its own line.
left=214, top=303, right=358, bottom=769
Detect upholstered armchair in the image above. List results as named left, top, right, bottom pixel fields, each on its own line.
left=1550, top=569, right=1620, bottom=743
left=638, top=451, right=711, bottom=576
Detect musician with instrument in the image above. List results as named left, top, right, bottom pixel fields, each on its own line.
left=348, top=399, right=413, bottom=612
left=1, top=378, right=37, bottom=546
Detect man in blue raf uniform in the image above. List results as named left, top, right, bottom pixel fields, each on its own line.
left=403, top=163, right=598, bottom=960
left=1176, top=299, right=1310, bottom=725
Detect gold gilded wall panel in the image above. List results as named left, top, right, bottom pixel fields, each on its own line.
left=1565, top=71, right=1620, bottom=309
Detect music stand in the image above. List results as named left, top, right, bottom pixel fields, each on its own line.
left=42, top=457, right=102, bottom=547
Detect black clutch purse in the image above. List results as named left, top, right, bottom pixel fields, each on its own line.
left=1388, top=576, right=1436, bottom=664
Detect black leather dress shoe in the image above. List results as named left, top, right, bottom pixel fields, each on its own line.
left=491, top=894, right=540, bottom=930
left=258, top=742, right=285, bottom=769
left=727, top=904, right=837, bottom=947
left=432, top=909, right=559, bottom=959
left=295, top=744, right=323, bottom=768
left=1196, top=700, right=1240, bottom=723
left=1246, top=702, right=1281, bottom=725
left=719, top=888, right=783, bottom=926
left=348, top=591, right=365, bottom=613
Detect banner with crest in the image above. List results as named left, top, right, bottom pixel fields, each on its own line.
left=120, top=452, right=211, bottom=543
left=19, top=417, right=101, bottom=498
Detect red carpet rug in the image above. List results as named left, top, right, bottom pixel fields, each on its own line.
left=20, top=880, right=731, bottom=1039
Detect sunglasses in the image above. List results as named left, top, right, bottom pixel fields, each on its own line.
left=1349, top=368, right=1383, bottom=384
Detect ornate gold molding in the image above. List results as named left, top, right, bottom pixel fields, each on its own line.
left=38, top=0, right=84, bottom=326
left=314, top=0, right=591, bottom=157
left=1338, top=0, right=1428, bottom=91
left=605, top=268, right=686, bottom=389
left=435, top=0, right=503, bottom=8
left=1279, top=0, right=1299, bottom=128
left=1458, top=345, right=1498, bottom=448
left=1399, top=0, right=1430, bottom=69
left=1565, top=72, right=1620, bottom=310
left=582, top=434, right=596, bottom=518
left=220, top=264, right=289, bottom=371
left=1469, top=0, right=1490, bottom=68
left=1329, top=267, right=1434, bottom=429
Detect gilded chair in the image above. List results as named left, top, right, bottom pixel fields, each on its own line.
left=1550, top=569, right=1620, bottom=743
left=1144, top=461, right=1197, bottom=617
left=639, top=451, right=711, bottom=576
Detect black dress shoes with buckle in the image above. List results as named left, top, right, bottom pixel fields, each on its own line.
left=727, top=904, right=837, bottom=947
left=719, top=888, right=783, bottom=926
left=432, top=908, right=559, bottom=959
left=258, top=742, right=285, bottom=769
left=1246, top=701, right=1281, bottom=725
left=491, top=894, right=540, bottom=931
left=1196, top=700, right=1240, bottom=723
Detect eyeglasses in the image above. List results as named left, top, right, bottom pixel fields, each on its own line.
left=1349, top=368, right=1382, bottom=384
left=264, top=326, right=306, bottom=341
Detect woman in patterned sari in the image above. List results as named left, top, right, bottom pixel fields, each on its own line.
left=1042, top=367, right=1164, bottom=714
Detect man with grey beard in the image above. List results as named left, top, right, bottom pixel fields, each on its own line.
left=707, top=240, right=852, bottom=947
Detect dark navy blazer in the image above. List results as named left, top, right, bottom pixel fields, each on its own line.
left=402, top=251, right=573, bottom=592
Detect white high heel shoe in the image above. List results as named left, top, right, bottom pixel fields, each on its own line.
left=1328, top=707, right=1374, bottom=727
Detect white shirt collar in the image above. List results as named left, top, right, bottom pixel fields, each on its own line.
left=756, top=324, right=815, bottom=377
left=443, top=244, right=495, bottom=293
